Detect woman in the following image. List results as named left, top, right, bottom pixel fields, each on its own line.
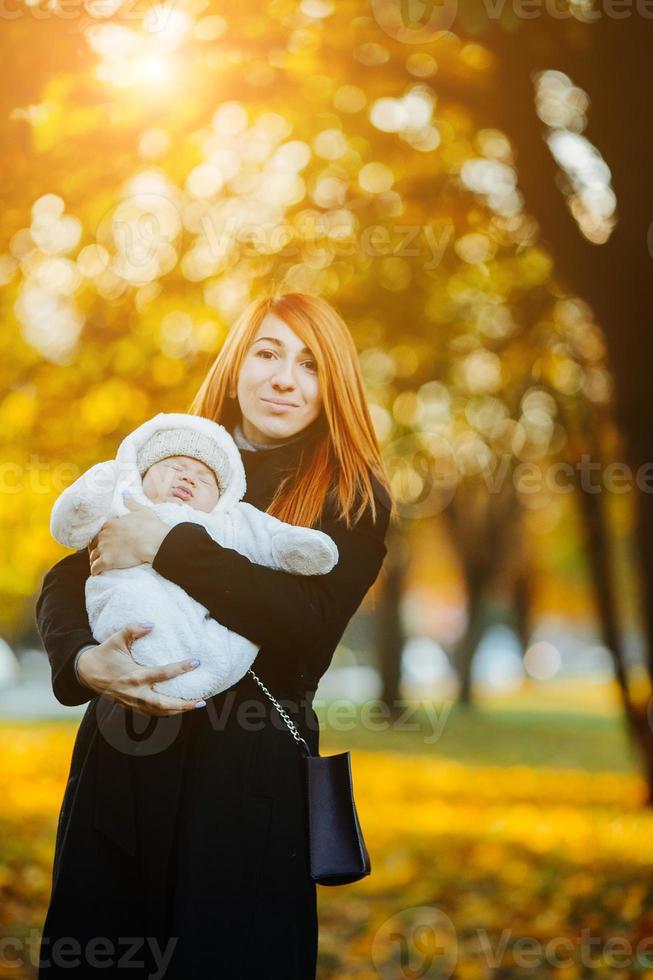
left=35, top=291, right=394, bottom=978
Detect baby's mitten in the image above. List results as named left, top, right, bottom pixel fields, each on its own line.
left=271, top=527, right=338, bottom=575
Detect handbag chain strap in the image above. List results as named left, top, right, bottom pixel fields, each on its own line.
left=247, top=668, right=311, bottom=756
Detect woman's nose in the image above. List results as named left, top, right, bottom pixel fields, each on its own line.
left=271, top=360, right=296, bottom=388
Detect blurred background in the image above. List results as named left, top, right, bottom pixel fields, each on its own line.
left=2, top=1, right=653, bottom=977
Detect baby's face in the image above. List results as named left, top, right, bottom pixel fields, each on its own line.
left=142, top=455, right=220, bottom=513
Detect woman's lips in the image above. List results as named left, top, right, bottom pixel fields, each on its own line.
left=261, top=397, right=296, bottom=412
left=171, top=486, right=192, bottom=501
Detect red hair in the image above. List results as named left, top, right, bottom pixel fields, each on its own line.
left=187, top=291, right=394, bottom=529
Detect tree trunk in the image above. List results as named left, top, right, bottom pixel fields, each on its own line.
left=443, top=478, right=521, bottom=705
left=512, top=567, right=534, bottom=656
left=377, top=527, right=410, bottom=715
left=474, top=13, right=653, bottom=802
left=456, top=582, right=486, bottom=706
left=572, top=447, right=635, bottom=719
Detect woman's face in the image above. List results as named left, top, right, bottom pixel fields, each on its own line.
left=236, top=313, right=323, bottom=446
left=142, top=455, right=220, bottom=513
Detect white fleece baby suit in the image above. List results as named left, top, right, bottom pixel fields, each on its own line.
left=50, top=413, right=339, bottom=701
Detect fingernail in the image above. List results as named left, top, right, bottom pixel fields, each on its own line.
left=139, top=621, right=155, bottom=628
left=188, top=659, right=200, bottom=668
left=195, top=700, right=206, bottom=708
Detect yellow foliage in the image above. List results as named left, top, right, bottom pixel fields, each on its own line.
left=2, top=723, right=653, bottom=978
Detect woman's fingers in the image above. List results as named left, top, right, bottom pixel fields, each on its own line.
left=141, top=693, right=201, bottom=715
left=128, top=655, right=206, bottom=714
left=117, top=692, right=197, bottom=716
left=111, top=678, right=202, bottom=715
left=137, top=657, right=202, bottom=684
left=105, top=625, right=207, bottom=714
left=88, top=532, right=102, bottom=574
left=77, top=626, right=206, bottom=716
left=119, top=622, right=155, bottom=651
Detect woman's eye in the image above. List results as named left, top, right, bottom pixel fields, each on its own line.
left=256, top=350, right=316, bottom=372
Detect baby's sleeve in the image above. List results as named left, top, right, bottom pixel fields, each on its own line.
left=50, top=459, right=119, bottom=550
left=229, top=501, right=339, bottom=574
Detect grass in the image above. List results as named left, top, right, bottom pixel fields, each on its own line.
left=315, top=679, right=639, bottom=774
left=13, top=679, right=641, bottom=774
left=317, top=701, right=637, bottom=772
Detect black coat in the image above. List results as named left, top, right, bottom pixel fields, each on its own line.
left=35, top=420, right=391, bottom=979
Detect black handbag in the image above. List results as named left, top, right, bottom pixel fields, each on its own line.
left=247, top=668, right=371, bottom=886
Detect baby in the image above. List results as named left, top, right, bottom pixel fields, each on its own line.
left=50, top=412, right=339, bottom=701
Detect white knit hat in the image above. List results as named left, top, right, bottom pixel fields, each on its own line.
left=136, top=428, right=230, bottom=491
left=114, top=412, right=246, bottom=517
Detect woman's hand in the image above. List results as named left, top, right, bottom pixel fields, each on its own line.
left=88, top=496, right=169, bottom=576
left=76, top=623, right=205, bottom=715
